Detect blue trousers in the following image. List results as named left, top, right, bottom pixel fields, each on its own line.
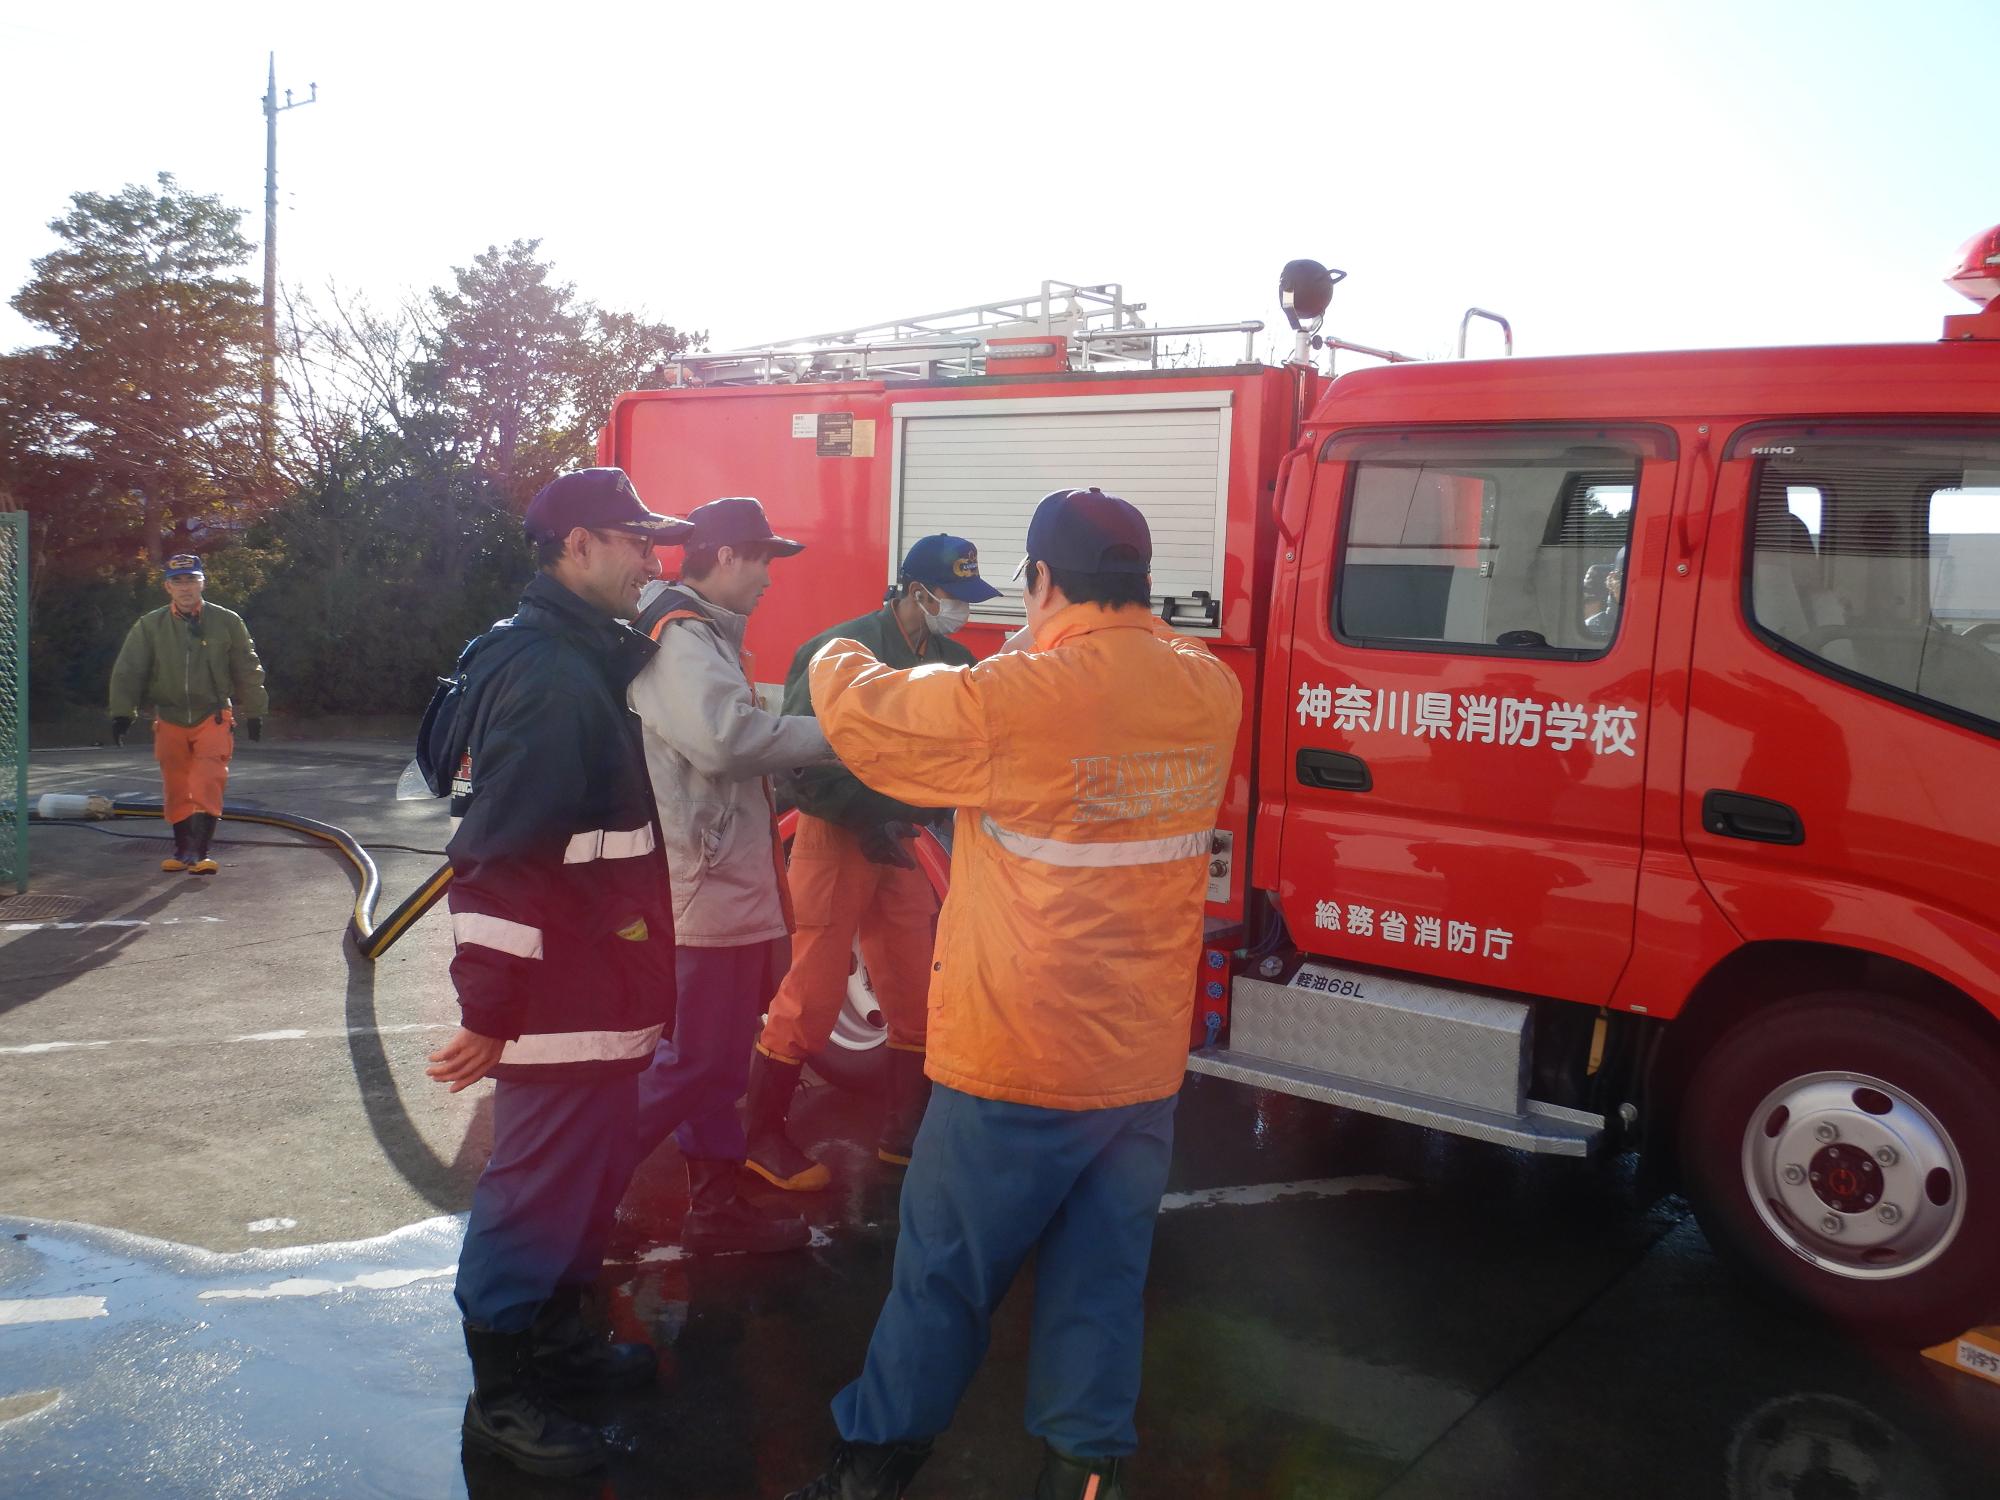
left=456, top=1071, right=640, bottom=1333
left=833, top=1085, right=1178, bottom=1459
left=634, top=940, right=781, bottom=1163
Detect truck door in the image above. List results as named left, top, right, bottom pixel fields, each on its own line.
left=1684, top=423, right=2000, bottom=976
left=1276, top=424, right=1678, bottom=1002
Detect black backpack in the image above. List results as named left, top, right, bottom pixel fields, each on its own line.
left=414, top=625, right=533, bottom=812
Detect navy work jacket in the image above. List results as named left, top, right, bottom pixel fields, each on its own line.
left=444, top=573, right=677, bottom=1082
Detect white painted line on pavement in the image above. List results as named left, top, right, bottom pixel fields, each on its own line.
left=198, top=1266, right=456, bottom=1302
left=230, top=1023, right=455, bottom=1043
left=0, top=1296, right=108, bottom=1326
left=0, top=1023, right=457, bottom=1056
left=3, top=916, right=226, bottom=932
left=1157, top=1174, right=1412, bottom=1213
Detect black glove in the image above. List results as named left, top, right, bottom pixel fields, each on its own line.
left=245, top=718, right=263, bottom=743
left=856, top=821, right=919, bottom=869
left=110, top=716, right=131, bottom=748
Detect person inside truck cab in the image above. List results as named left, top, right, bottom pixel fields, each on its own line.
left=1584, top=546, right=1625, bottom=639
left=1579, top=560, right=1613, bottom=633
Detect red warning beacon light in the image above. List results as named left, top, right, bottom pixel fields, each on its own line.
left=1943, top=222, right=2000, bottom=341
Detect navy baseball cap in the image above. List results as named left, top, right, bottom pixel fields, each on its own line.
left=163, top=553, right=205, bottom=580
left=523, top=467, right=692, bottom=542
left=900, top=534, right=1002, bottom=602
left=1015, top=488, right=1152, bottom=577
left=681, top=496, right=805, bottom=557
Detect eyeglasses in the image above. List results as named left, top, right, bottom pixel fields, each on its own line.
left=591, top=529, right=656, bottom=560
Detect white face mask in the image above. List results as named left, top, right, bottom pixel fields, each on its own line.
left=923, top=594, right=973, bottom=636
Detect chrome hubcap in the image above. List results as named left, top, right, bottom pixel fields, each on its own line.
left=1740, top=1071, right=1964, bottom=1280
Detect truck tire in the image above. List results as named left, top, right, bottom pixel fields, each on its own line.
left=1678, top=992, right=2000, bottom=1346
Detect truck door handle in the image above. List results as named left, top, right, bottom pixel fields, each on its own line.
left=1702, top=790, right=1804, bottom=845
left=1297, top=748, right=1372, bottom=792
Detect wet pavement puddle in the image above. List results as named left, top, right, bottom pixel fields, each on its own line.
left=3, top=1083, right=1997, bottom=1497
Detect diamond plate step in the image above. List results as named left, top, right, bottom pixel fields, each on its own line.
left=1186, top=1048, right=1603, bottom=1157
left=1229, top=967, right=1531, bottom=1115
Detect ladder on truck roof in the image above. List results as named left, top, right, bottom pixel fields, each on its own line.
left=667, top=280, right=1266, bottom=386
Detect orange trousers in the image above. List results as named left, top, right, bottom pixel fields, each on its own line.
left=760, top=814, right=938, bottom=1061
left=154, top=714, right=234, bottom=824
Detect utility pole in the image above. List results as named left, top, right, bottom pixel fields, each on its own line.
left=261, top=53, right=316, bottom=476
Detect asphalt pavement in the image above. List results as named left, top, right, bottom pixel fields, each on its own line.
left=2, top=740, right=1996, bottom=1498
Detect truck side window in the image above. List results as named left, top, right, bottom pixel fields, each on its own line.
left=1741, top=425, right=2000, bottom=734
left=1324, top=428, right=1652, bottom=658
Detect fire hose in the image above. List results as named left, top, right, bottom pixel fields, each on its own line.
left=94, top=797, right=452, bottom=960
left=35, top=802, right=948, bottom=968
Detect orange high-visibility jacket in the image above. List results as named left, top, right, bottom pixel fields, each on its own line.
left=809, top=602, right=1243, bottom=1110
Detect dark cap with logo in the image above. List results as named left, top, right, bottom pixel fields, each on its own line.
left=681, top=496, right=805, bottom=557
left=163, top=553, right=205, bottom=580
left=1018, top=488, right=1152, bottom=576
left=900, top=534, right=1001, bottom=602
left=523, top=467, right=693, bottom=542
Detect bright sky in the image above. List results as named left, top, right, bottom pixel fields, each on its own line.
left=2, top=0, right=1994, bottom=365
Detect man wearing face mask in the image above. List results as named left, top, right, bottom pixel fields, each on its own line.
left=743, top=535, right=999, bottom=1192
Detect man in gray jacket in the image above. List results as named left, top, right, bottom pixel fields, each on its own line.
left=629, top=496, right=840, bottom=1254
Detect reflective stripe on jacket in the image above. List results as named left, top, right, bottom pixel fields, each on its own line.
left=443, top=574, right=678, bottom=1083
left=808, top=602, right=1244, bottom=1110
left=108, top=603, right=269, bottom=727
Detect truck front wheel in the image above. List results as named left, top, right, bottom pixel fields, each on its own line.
left=1678, top=993, right=2000, bottom=1346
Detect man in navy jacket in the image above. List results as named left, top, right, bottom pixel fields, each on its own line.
left=426, top=467, right=690, bottom=1478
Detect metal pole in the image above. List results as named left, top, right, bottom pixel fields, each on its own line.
left=261, top=54, right=277, bottom=471
left=260, top=55, right=316, bottom=476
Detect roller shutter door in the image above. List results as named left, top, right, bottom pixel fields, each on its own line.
left=891, top=392, right=1232, bottom=621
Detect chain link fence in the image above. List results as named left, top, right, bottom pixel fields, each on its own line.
left=1, top=512, right=26, bottom=893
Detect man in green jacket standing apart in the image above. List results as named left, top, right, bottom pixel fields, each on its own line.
left=108, top=553, right=268, bottom=874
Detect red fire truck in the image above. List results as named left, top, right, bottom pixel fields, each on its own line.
left=600, top=234, right=2000, bottom=1343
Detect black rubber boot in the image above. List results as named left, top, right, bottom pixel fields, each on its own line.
left=745, top=1050, right=831, bottom=1191
left=784, top=1438, right=934, bottom=1499
left=681, top=1156, right=812, bottom=1254
left=162, top=818, right=193, bottom=872
left=528, top=1284, right=657, bottom=1393
left=1034, top=1444, right=1127, bottom=1500
left=186, top=813, right=219, bottom=874
left=460, top=1322, right=607, bottom=1478
left=877, top=1048, right=932, bottom=1167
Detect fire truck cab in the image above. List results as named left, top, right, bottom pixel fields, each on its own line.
left=602, top=235, right=2000, bottom=1344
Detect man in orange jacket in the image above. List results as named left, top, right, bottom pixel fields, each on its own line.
left=784, top=490, right=1243, bottom=1500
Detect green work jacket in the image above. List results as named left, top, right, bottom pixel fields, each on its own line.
left=782, top=605, right=973, bottom=829
left=108, top=603, right=269, bottom=727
